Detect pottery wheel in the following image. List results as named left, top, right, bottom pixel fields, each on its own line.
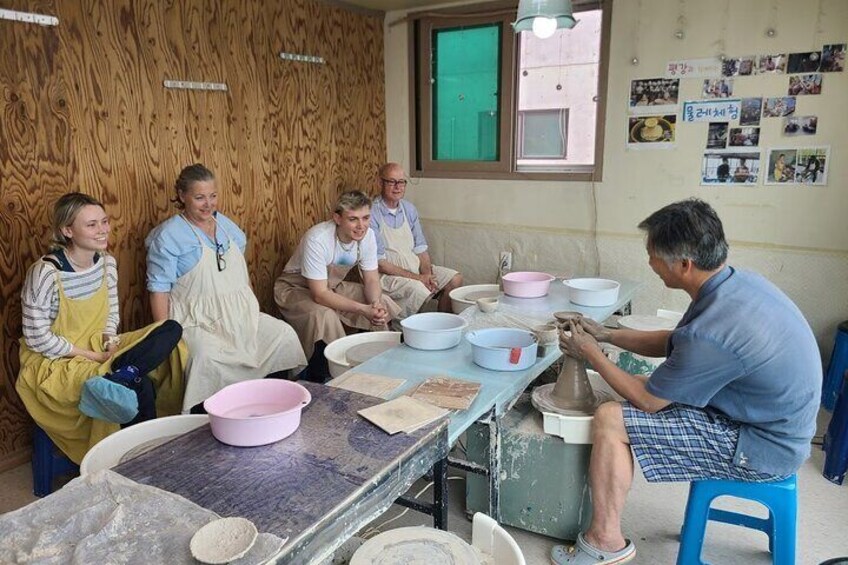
left=351, top=527, right=485, bottom=565
left=463, top=290, right=501, bottom=302
left=345, top=341, right=396, bottom=367
left=531, top=384, right=613, bottom=417
left=190, top=517, right=258, bottom=565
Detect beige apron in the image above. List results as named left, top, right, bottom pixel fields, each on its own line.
left=379, top=203, right=458, bottom=318
left=274, top=237, right=401, bottom=359
left=172, top=218, right=306, bottom=410
left=17, top=263, right=186, bottom=463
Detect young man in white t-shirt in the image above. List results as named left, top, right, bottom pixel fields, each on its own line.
left=274, top=191, right=401, bottom=382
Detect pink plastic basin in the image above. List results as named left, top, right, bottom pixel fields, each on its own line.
left=203, top=380, right=311, bottom=447
left=501, top=271, right=556, bottom=298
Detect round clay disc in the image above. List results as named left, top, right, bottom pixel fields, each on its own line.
left=345, top=341, right=397, bottom=367
left=351, top=527, right=483, bottom=565
left=617, top=314, right=677, bottom=331
left=190, top=517, right=258, bottom=564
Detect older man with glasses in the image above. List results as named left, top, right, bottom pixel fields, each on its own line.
left=369, top=162, right=463, bottom=318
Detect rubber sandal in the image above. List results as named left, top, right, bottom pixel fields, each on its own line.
left=550, top=532, right=636, bottom=565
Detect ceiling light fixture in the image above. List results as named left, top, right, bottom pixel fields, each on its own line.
left=513, top=0, right=577, bottom=39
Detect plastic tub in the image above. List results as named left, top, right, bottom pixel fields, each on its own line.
left=564, top=278, right=620, bottom=307
left=324, top=331, right=401, bottom=378
left=501, top=272, right=555, bottom=298
left=448, top=284, right=501, bottom=313
left=203, top=380, right=311, bottom=447
left=466, top=328, right=538, bottom=371
left=400, top=312, right=467, bottom=351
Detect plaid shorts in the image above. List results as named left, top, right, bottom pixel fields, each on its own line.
left=622, top=402, right=786, bottom=483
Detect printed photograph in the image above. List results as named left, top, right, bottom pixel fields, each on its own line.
left=763, top=97, right=796, bottom=118
left=765, top=149, right=797, bottom=184
left=757, top=53, right=787, bottom=74
left=794, top=147, right=829, bottom=185
left=787, top=51, right=821, bottom=73
left=701, top=151, right=760, bottom=185
left=740, top=97, right=763, bottom=126
left=821, top=43, right=846, bottom=72
left=628, top=115, right=677, bottom=146
left=707, top=122, right=728, bottom=149
left=702, top=79, right=734, bottom=99
left=788, top=74, right=822, bottom=95
left=722, top=56, right=755, bottom=77
left=783, top=115, right=818, bottom=136
left=729, top=127, right=760, bottom=148
left=629, top=78, right=680, bottom=108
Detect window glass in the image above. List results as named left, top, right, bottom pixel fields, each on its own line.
left=516, top=9, right=602, bottom=169
left=432, top=24, right=501, bottom=161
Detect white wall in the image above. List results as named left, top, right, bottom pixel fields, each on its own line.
left=384, top=0, right=848, bottom=355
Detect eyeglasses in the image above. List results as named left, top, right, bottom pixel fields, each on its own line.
left=215, top=242, right=227, bottom=272
left=381, top=178, right=408, bottom=189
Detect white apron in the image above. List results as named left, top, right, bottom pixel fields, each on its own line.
left=379, top=203, right=457, bottom=318
left=172, top=218, right=306, bottom=410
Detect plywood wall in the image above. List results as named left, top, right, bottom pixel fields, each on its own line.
left=0, top=0, right=385, bottom=469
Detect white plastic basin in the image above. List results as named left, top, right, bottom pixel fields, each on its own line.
left=400, top=312, right=467, bottom=351
left=324, top=331, right=401, bottom=378
left=448, top=284, right=501, bottom=314
left=466, top=328, right=538, bottom=371
left=564, top=278, right=621, bottom=307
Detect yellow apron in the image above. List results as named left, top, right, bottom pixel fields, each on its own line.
left=16, top=263, right=186, bottom=464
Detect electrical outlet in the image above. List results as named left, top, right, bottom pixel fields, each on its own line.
left=499, top=251, right=512, bottom=272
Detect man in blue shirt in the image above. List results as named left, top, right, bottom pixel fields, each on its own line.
left=370, top=163, right=463, bottom=317
left=551, top=199, right=821, bottom=565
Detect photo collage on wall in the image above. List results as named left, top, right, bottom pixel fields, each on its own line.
left=654, top=42, right=844, bottom=186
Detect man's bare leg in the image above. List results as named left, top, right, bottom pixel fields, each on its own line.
left=437, top=273, right=463, bottom=312
left=583, top=401, right=634, bottom=551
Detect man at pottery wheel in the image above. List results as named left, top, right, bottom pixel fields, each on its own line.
left=550, top=199, right=820, bottom=565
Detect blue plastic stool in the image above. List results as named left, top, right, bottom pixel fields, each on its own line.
left=677, top=475, right=798, bottom=565
left=32, top=425, right=79, bottom=497
left=823, top=321, right=848, bottom=411
left=823, top=371, right=848, bottom=484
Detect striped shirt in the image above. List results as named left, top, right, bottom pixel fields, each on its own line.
left=21, top=253, right=119, bottom=358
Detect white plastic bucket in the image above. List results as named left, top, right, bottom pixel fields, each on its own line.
left=466, top=328, right=538, bottom=371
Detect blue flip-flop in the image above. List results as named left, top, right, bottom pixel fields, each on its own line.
left=551, top=532, right=636, bottom=565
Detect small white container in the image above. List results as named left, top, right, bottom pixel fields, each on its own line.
left=466, top=328, right=538, bottom=371
left=476, top=297, right=499, bottom=313
left=564, top=278, right=621, bottom=307
left=400, top=312, right=467, bottom=351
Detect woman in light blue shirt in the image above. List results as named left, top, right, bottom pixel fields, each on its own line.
left=145, top=164, right=305, bottom=411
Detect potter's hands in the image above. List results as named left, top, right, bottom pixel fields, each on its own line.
left=417, top=273, right=439, bottom=292
left=559, top=322, right=602, bottom=360
left=578, top=317, right=614, bottom=343
left=366, top=301, right=390, bottom=326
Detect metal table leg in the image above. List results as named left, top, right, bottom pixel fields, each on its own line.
left=487, top=415, right=501, bottom=521
left=433, top=456, right=448, bottom=530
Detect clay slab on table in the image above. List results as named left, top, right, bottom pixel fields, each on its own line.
left=408, top=377, right=481, bottom=411
left=358, top=396, right=448, bottom=435
left=328, top=372, right=406, bottom=400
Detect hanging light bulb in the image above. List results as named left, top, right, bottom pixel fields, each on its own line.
left=531, top=16, right=558, bottom=39
left=513, top=0, right=578, bottom=39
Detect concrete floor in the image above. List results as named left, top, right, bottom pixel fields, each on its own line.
left=2, top=425, right=847, bottom=564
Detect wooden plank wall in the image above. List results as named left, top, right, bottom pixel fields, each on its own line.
left=0, top=0, right=386, bottom=470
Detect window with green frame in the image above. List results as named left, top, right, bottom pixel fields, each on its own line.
left=410, top=1, right=610, bottom=181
